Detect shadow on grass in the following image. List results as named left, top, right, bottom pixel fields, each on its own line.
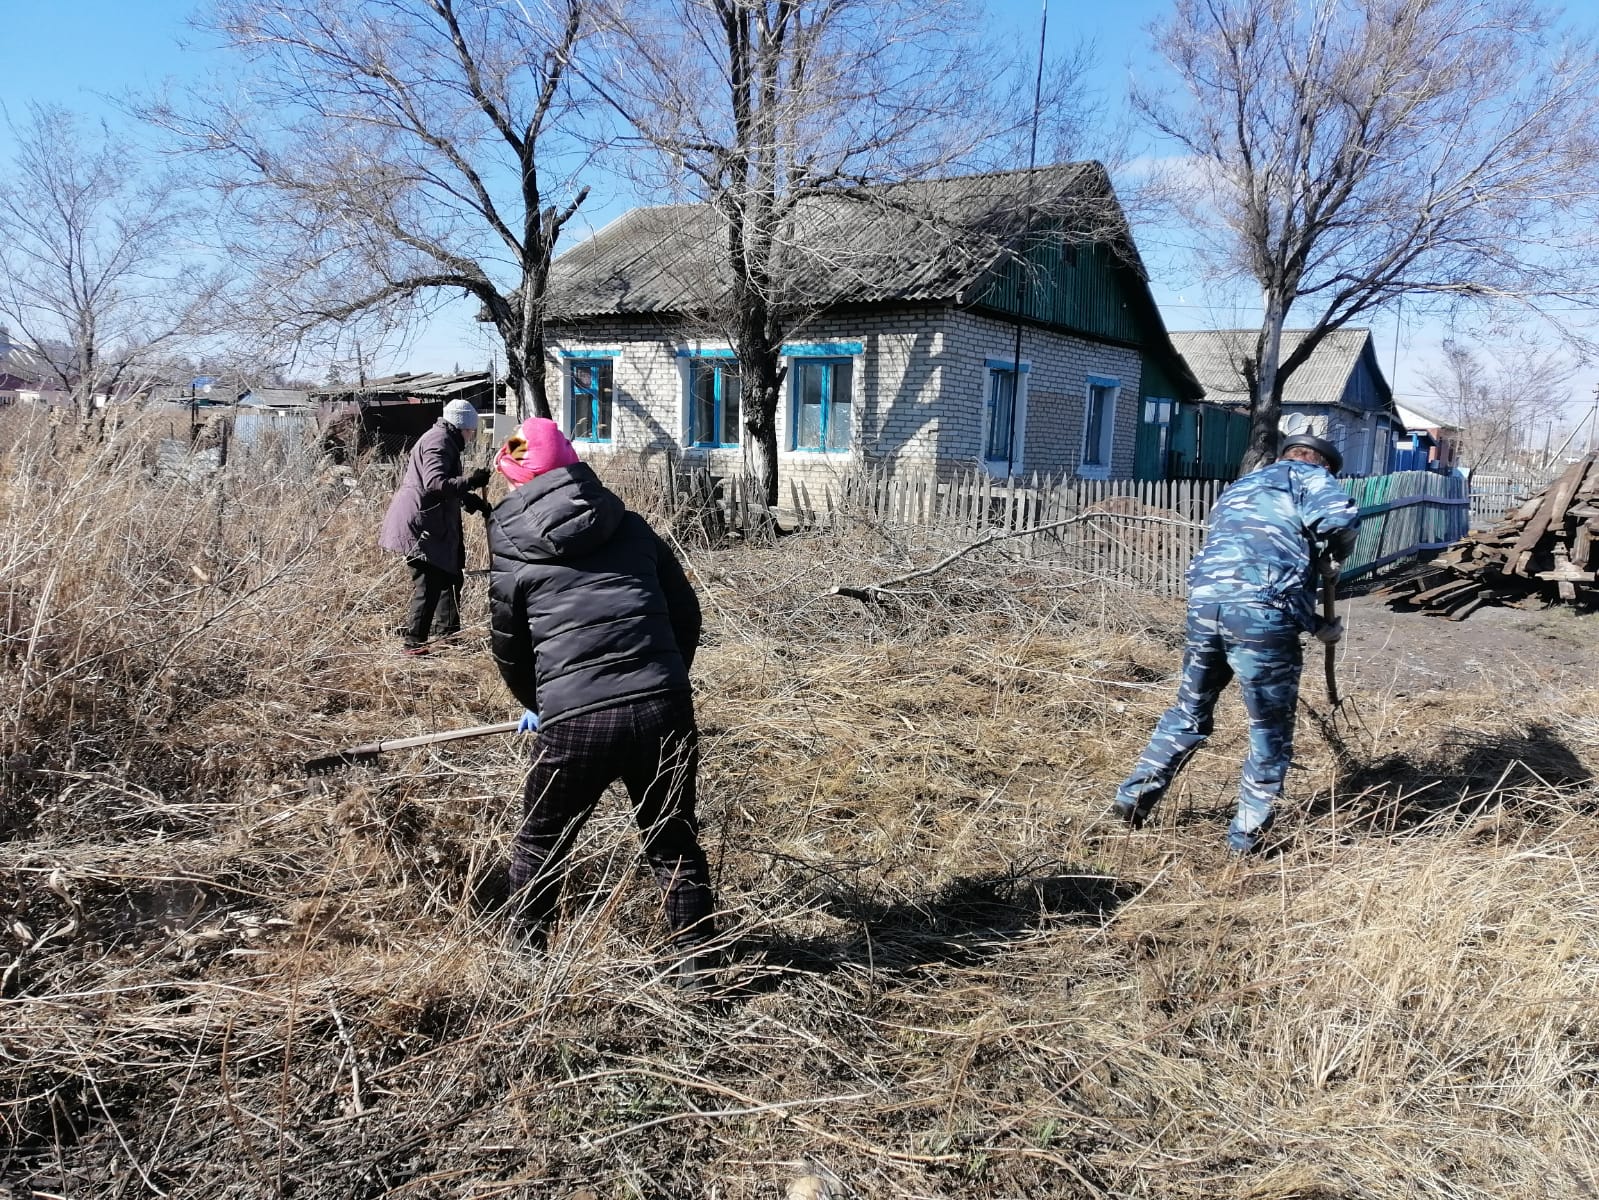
left=734, top=864, right=1137, bottom=981
left=1305, top=720, right=1593, bottom=836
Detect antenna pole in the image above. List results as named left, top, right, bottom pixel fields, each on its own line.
left=1006, top=0, right=1048, bottom=478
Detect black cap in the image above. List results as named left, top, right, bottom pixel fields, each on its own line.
left=1278, top=432, right=1343, bottom=474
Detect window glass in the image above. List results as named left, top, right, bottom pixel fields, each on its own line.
left=791, top=358, right=853, bottom=451
left=1084, top=383, right=1112, bottom=466
left=720, top=372, right=741, bottom=445
left=796, top=362, right=824, bottom=448
left=570, top=359, right=613, bottom=442
left=986, top=369, right=1017, bottom=462
left=594, top=364, right=612, bottom=441
left=692, top=365, right=717, bottom=445
left=829, top=360, right=852, bottom=450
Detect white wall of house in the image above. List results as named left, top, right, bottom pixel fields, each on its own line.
left=941, top=311, right=1141, bottom=480
left=545, top=304, right=1145, bottom=490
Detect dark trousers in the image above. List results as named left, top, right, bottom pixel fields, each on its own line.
left=405, top=560, right=461, bottom=646
left=509, top=693, right=714, bottom=944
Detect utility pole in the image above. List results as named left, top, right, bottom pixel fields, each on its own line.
left=1545, top=388, right=1599, bottom=465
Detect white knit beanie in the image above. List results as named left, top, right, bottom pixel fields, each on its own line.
left=442, top=399, right=479, bottom=430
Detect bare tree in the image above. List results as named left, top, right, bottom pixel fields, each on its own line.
left=1424, top=335, right=1577, bottom=468
left=1137, top=0, right=1599, bottom=472
left=590, top=0, right=1095, bottom=504
left=148, top=0, right=591, bottom=418
left=0, top=105, right=212, bottom=431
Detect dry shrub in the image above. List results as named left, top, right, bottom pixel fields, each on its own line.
left=2, top=406, right=1597, bottom=1198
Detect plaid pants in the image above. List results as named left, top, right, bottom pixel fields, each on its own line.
left=509, top=693, right=714, bottom=943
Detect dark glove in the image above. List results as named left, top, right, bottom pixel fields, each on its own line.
left=464, top=466, right=492, bottom=490
left=462, top=491, right=491, bottom=517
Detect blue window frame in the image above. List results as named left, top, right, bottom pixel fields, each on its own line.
left=569, top=359, right=613, bottom=442
left=1082, top=376, right=1119, bottom=471
left=688, top=359, right=741, bottom=447
left=791, top=358, right=852, bottom=452
left=985, top=368, right=1019, bottom=463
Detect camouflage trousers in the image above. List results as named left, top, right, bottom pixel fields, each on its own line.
left=1115, top=601, right=1303, bottom=851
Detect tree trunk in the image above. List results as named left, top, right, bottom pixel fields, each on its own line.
left=1240, top=297, right=1288, bottom=474
left=502, top=327, right=552, bottom=422
left=733, top=284, right=782, bottom=508
left=524, top=325, right=552, bottom=421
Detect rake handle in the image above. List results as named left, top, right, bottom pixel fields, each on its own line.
left=1321, top=571, right=1341, bottom=707
left=351, top=720, right=521, bottom=756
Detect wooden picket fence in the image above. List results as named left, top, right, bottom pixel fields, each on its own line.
left=609, top=453, right=1470, bottom=598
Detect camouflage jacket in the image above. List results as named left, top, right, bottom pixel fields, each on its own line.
left=1187, top=460, right=1360, bottom=630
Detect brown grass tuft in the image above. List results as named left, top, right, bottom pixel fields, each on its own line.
left=2, top=405, right=1596, bottom=1198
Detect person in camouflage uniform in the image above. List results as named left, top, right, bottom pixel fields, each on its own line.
left=1111, top=433, right=1360, bottom=853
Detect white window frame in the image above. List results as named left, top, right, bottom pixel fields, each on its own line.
left=981, top=357, right=1030, bottom=476
left=1079, top=375, right=1119, bottom=479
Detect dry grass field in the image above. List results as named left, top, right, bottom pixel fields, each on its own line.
left=2, top=406, right=1597, bottom=1199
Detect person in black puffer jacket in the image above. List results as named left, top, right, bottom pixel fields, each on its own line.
left=487, top=417, right=714, bottom=970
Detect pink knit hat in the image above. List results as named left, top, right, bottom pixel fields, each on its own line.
left=495, top=417, right=579, bottom=485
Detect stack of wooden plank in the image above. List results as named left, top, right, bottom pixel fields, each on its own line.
left=1377, top=453, right=1599, bottom=619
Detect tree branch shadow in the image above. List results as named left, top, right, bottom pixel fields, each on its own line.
left=732, top=862, right=1136, bottom=985
left=1305, top=720, right=1593, bottom=837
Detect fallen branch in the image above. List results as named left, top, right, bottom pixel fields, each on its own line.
left=829, top=510, right=1204, bottom=602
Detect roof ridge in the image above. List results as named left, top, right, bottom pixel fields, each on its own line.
left=569, top=161, right=1098, bottom=221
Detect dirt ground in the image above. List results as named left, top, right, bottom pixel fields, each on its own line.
left=1337, top=590, right=1597, bottom=696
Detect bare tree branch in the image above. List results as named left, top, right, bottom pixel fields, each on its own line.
left=0, top=105, right=216, bottom=429
left=144, top=0, right=594, bottom=417
left=1137, top=0, right=1599, bottom=472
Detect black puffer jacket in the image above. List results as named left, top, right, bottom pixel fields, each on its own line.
left=487, top=463, right=701, bottom=727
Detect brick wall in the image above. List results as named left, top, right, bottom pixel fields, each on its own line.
left=940, top=311, right=1143, bottom=479
left=545, top=304, right=1144, bottom=489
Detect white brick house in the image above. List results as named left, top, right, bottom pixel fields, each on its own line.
left=544, top=164, right=1203, bottom=489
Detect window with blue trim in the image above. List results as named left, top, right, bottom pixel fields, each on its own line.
left=985, top=368, right=1019, bottom=463
left=688, top=359, right=741, bottom=446
left=791, top=358, right=852, bottom=452
left=1081, top=377, right=1119, bottom=472
left=569, top=359, right=613, bottom=442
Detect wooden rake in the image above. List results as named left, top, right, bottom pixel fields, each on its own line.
left=301, top=720, right=523, bottom=775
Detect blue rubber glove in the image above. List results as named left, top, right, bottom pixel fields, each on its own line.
left=517, top=710, right=540, bottom=734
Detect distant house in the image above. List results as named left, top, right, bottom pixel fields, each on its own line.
left=1393, top=401, right=1461, bottom=472
left=0, top=329, right=58, bottom=406
left=308, top=370, right=494, bottom=456
left=542, top=162, right=1203, bottom=486
left=1169, top=328, right=1402, bottom=476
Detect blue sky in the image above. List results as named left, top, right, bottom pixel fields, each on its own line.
left=3, top=0, right=1593, bottom=428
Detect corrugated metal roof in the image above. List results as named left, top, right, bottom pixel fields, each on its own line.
left=1168, top=328, right=1384, bottom=409
left=547, top=162, right=1127, bottom=318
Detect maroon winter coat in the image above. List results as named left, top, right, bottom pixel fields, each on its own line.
left=379, top=421, right=476, bottom=574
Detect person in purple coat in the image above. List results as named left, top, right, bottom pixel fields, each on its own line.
left=378, top=399, right=491, bottom=653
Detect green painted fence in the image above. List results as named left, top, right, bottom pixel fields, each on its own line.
left=1134, top=401, right=1252, bottom=482
left=1337, top=470, right=1470, bottom=581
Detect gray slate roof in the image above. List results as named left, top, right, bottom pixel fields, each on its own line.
left=547, top=162, right=1127, bottom=319
left=1168, top=328, right=1390, bottom=410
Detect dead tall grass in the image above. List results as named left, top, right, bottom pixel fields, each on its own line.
left=2, top=404, right=1597, bottom=1199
